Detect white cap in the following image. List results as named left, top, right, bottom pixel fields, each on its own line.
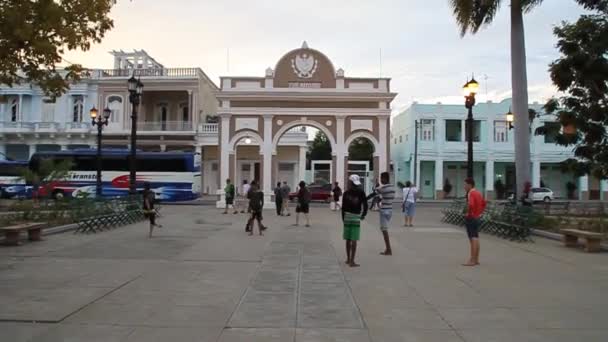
left=349, top=174, right=361, bottom=186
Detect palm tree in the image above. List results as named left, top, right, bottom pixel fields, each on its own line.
left=449, top=0, right=544, bottom=198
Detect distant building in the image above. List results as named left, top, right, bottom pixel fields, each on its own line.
left=391, top=99, right=607, bottom=200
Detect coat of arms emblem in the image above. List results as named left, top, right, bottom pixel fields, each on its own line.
left=291, top=53, right=318, bottom=79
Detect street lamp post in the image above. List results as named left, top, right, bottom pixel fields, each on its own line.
left=90, top=106, right=112, bottom=197
left=463, top=76, right=479, bottom=179
left=127, top=75, right=144, bottom=196
left=506, top=108, right=514, bottom=130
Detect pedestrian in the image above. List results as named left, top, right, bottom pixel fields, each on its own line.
left=294, top=181, right=311, bottom=227
left=223, top=178, right=238, bottom=214
left=143, top=182, right=161, bottom=238
left=462, top=177, right=485, bottom=266
left=240, top=180, right=250, bottom=213
left=402, top=181, right=418, bottom=227
left=332, top=181, right=342, bottom=211
left=369, top=179, right=381, bottom=211
left=376, top=172, right=395, bottom=255
left=342, top=175, right=368, bottom=267
left=246, top=182, right=266, bottom=236
left=281, top=181, right=291, bottom=216
left=274, top=182, right=283, bottom=216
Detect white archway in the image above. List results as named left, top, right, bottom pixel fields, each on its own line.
left=344, top=131, right=380, bottom=156
left=228, top=129, right=264, bottom=153
left=272, top=119, right=336, bottom=153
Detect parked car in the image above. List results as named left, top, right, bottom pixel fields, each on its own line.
left=508, top=187, right=554, bottom=203
left=289, top=183, right=332, bottom=202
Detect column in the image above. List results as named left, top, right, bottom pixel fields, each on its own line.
left=18, top=94, right=23, bottom=121
left=60, top=145, right=67, bottom=151
left=415, top=158, right=421, bottom=187
left=600, top=180, right=608, bottom=201
left=160, top=144, right=166, bottom=152
left=378, top=117, right=388, bottom=173
left=28, top=144, right=36, bottom=159
left=217, top=114, right=230, bottom=208
left=298, top=145, right=306, bottom=184
left=579, top=175, right=589, bottom=200
left=532, top=160, right=541, bottom=188
left=335, top=117, right=346, bottom=188
left=262, top=115, right=273, bottom=207
left=434, top=159, right=444, bottom=199
left=485, top=159, right=495, bottom=199
left=187, top=90, right=193, bottom=125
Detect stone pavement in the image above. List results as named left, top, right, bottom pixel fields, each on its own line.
left=1, top=204, right=608, bottom=341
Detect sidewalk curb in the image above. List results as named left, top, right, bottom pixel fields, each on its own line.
left=531, top=228, right=608, bottom=251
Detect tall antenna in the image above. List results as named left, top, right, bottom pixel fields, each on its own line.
left=379, top=48, right=383, bottom=78
left=226, top=48, right=230, bottom=73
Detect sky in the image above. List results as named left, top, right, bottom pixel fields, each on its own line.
left=64, top=0, right=587, bottom=116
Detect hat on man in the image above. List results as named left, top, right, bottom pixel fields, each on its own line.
left=349, top=174, right=361, bottom=186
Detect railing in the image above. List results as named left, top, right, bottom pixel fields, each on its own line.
left=199, top=123, right=218, bottom=133
left=65, top=122, right=91, bottom=131
left=137, top=121, right=194, bottom=131
left=0, top=121, right=34, bottom=130
left=93, top=68, right=199, bottom=78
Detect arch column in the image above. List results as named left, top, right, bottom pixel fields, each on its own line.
left=217, top=113, right=231, bottom=208
left=262, top=114, right=273, bottom=207
left=335, top=117, right=346, bottom=188
left=378, top=117, right=389, bottom=173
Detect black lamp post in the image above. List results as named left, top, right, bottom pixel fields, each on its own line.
left=463, top=76, right=479, bottom=179
left=506, top=107, right=514, bottom=130
left=91, top=106, right=112, bottom=197
left=127, top=75, right=144, bottom=195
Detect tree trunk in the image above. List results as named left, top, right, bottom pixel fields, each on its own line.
left=511, top=0, right=531, bottom=199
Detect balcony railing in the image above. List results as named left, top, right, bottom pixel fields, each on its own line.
left=65, top=122, right=91, bottom=131
left=92, top=68, right=199, bottom=79
left=199, top=123, right=218, bottom=133
left=0, top=121, right=34, bottom=131
left=137, top=121, right=194, bottom=131
left=34, top=122, right=60, bottom=131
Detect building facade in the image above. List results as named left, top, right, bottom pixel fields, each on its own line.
left=391, top=99, right=608, bottom=200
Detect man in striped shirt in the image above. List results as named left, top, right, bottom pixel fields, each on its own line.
left=375, top=172, right=395, bottom=256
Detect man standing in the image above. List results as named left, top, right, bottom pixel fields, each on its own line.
left=223, top=178, right=238, bottom=214
left=240, top=180, right=250, bottom=213
left=463, top=177, right=485, bottom=267
left=280, top=181, right=291, bottom=216
left=332, top=181, right=342, bottom=211
left=246, top=182, right=267, bottom=236
left=342, top=175, right=368, bottom=267
left=274, top=182, right=283, bottom=216
left=375, top=172, right=395, bottom=256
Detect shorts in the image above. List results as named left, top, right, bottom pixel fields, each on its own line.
left=379, top=209, right=392, bottom=231
left=465, top=218, right=480, bottom=239
left=343, top=212, right=361, bottom=241
left=296, top=203, right=309, bottom=213
left=403, top=201, right=416, bottom=217
left=250, top=210, right=263, bottom=221
left=226, top=197, right=234, bottom=205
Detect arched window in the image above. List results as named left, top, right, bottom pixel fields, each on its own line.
left=106, top=95, right=123, bottom=123
left=10, top=99, right=18, bottom=122
left=72, top=96, right=84, bottom=122
left=180, top=103, right=189, bottom=122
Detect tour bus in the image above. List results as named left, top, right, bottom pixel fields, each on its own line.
left=29, top=149, right=201, bottom=201
left=0, top=160, right=29, bottom=199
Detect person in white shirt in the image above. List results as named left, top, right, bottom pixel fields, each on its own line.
left=240, top=180, right=251, bottom=213
left=401, top=181, right=418, bottom=227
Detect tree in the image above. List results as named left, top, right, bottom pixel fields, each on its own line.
left=542, top=4, right=608, bottom=180
left=308, top=130, right=332, bottom=161
left=19, top=158, right=74, bottom=199
left=0, top=0, right=114, bottom=98
left=347, top=137, right=375, bottom=163
left=449, top=0, right=596, bottom=198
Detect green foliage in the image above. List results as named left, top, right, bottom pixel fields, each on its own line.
left=566, top=181, right=578, bottom=199
left=0, top=0, right=114, bottom=98
left=19, top=158, right=74, bottom=198
left=542, top=4, right=608, bottom=179
left=348, top=137, right=375, bottom=162
left=308, top=130, right=332, bottom=160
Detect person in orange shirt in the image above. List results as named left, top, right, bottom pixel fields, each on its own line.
left=463, top=177, right=485, bottom=266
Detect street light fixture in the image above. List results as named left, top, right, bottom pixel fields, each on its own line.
left=91, top=106, right=112, bottom=197
left=506, top=107, right=514, bottom=130
left=463, top=76, right=478, bottom=179
left=127, top=75, right=144, bottom=196
left=244, top=137, right=252, bottom=144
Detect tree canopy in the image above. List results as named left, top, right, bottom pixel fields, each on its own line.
left=542, top=4, right=608, bottom=179
left=347, top=137, right=375, bottom=162
left=0, top=0, right=114, bottom=98
left=308, top=130, right=332, bottom=161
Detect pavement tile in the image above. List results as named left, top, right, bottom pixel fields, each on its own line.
left=217, top=328, right=295, bottom=342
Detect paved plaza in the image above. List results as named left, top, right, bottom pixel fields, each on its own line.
left=1, top=204, right=608, bottom=341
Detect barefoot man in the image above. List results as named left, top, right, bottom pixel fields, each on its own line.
left=463, top=177, right=485, bottom=266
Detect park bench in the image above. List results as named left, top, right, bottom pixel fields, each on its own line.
left=1, top=222, right=47, bottom=246
left=560, top=229, right=604, bottom=253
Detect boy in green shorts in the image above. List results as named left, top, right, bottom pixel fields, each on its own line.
left=341, top=175, right=368, bottom=267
